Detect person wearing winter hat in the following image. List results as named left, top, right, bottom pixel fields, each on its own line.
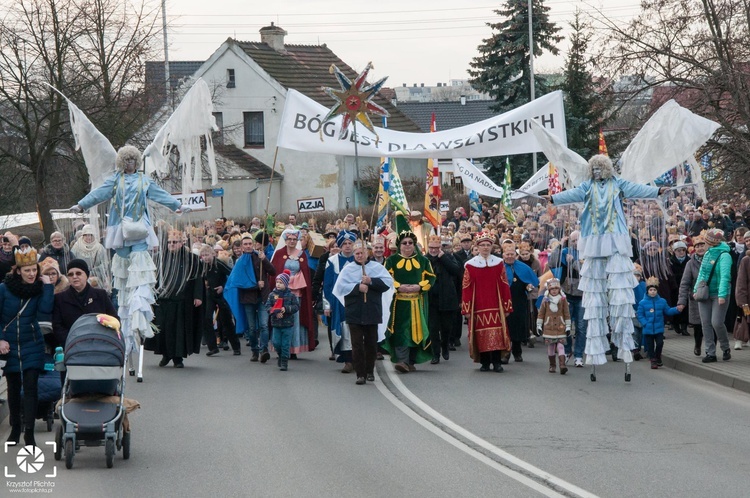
left=266, top=270, right=299, bottom=371
left=322, top=231, right=357, bottom=372
left=637, top=276, right=681, bottom=369
left=693, top=228, right=733, bottom=363
left=52, top=258, right=117, bottom=355
left=71, top=224, right=109, bottom=293
left=536, top=278, right=571, bottom=374
left=669, top=240, right=691, bottom=336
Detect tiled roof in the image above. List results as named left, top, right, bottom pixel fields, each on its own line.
left=213, top=143, right=281, bottom=180
left=232, top=40, right=420, bottom=132
left=394, top=100, right=499, bottom=132
left=145, top=61, right=203, bottom=98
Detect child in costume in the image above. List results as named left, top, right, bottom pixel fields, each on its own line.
left=636, top=276, right=680, bottom=369
left=266, top=270, right=299, bottom=371
left=537, top=278, right=571, bottom=374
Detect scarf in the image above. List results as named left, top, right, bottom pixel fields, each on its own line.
left=546, top=292, right=562, bottom=312
left=72, top=237, right=102, bottom=262
left=3, top=272, right=44, bottom=299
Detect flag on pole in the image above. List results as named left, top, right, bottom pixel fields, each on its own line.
left=424, top=113, right=440, bottom=228
left=469, top=190, right=481, bottom=214
left=501, top=157, right=515, bottom=223
left=388, top=159, right=410, bottom=215
left=376, top=177, right=390, bottom=227
left=547, top=162, right=562, bottom=194
left=381, top=117, right=391, bottom=191
left=598, top=128, right=609, bottom=156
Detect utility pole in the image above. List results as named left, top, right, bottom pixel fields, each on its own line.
left=162, top=0, right=171, bottom=109
left=528, top=0, right=537, bottom=174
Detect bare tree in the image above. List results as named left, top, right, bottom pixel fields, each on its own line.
left=591, top=0, right=750, bottom=197
left=0, top=0, right=161, bottom=236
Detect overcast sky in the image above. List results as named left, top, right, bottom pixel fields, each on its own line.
left=163, top=0, right=642, bottom=85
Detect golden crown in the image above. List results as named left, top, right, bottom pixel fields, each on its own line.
left=646, top=276, right=659, bottom=288
left=14, top=248, right=38, bottom=267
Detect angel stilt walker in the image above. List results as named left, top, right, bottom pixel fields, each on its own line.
left=70, top=146, right=184, bottom=382
left=58, top=78, right=219, bottom=382
left=545, top=155, right=668, bottom=382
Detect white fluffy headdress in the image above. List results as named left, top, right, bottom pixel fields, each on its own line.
left=115, top=145, right=142, bottom=172
left=588, top=154, right=615, bottom=180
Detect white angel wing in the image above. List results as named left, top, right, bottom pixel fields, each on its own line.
left=619, top=100, right=720, bottom=184
left=529, top=119, right=590, bottom=186
left=143, top=78, right=219, bottom=195
left=47, top=84, right=117, bottom=189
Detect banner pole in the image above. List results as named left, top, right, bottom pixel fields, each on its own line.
left=353, top=120, right=362, bottom=218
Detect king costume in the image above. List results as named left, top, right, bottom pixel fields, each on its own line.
left=383, top=238, right=436, bottom=368
left=461, top=253, right=513, bottom=367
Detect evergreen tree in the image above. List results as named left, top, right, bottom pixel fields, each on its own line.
left=469, top=0, right=562, bottom=112
left=469, top=0, right=562, bottom=185
left=559, top=11, right=612, bottom=160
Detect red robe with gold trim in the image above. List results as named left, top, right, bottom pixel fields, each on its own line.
left=461, top=254, right=513, bottom=362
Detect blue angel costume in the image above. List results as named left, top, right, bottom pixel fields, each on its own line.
left=76, top=146, right=181, bottom=360
left=552, top=160, right=660, bottom=365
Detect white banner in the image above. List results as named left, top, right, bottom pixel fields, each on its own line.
left=453, top=159, right=505, bottom=199
left=619, top=100, right=720, bottom=184
left=511, top=165, right=549, bottom=199
left=277, top=89, right=566, bottom=159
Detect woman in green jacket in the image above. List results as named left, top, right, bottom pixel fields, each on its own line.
left=693, top=229, right=733, bottom=362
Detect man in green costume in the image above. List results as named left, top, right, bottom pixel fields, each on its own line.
left=383, top=228, right=436, bottom=373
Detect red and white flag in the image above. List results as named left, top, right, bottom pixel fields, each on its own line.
left=548, top=162, right=562, bottom=194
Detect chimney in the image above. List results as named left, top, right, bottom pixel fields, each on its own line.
left=259, top=22, right=287, bottom=52
left=460, top=95, right=466, bottom=105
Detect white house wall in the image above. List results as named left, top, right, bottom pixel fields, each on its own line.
left=193, top=44, right=428, bottom=216
left=197, top=47, right=341, bottom=214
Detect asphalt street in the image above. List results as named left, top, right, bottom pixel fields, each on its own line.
left=2, top=336, right=749, bottom=498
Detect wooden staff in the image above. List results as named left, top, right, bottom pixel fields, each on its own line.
left=361, top=262, right=367, bottom=303
left=260, top=146, right=281, bottom=283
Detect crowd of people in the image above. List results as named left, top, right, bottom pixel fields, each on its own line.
left=2, top=155, right=750, bottom=445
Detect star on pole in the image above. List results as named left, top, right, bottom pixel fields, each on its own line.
left=321, top=61, right=389, bottom=139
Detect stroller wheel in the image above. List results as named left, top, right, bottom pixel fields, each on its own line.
left=65, top=439, right=74, bottom=469
left=54, top=426, right=63, bottom=461
left=122, top=431, right=131, bottom=460
left=105, top=439, right=115, bottom=468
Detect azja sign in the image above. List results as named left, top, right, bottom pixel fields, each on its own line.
left=297, top=197, right=325, bottom=213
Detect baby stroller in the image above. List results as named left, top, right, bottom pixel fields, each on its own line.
left=36, top=355, right=62, bottom=432
left=54, top=313, right=130, bottom=469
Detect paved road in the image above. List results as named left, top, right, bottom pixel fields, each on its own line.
left=2, top=338, right=749, bottom=498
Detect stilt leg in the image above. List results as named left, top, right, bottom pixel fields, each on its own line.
left=625, top=361, right=631, bottom=382
left=137, top=343, right=144, bottom=383
left=590, top=364, right=596, bottom=382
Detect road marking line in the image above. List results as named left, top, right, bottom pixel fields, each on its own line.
left=375, top=363, right=598, bottom=498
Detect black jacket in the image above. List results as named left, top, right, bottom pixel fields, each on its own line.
left=52, top=284, right=118, bottom=347
left=204, top=259, right=232, bottom=302
left=343, top=262, right=390, bottom=325
left=426, top=252, right=462, bottom=311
